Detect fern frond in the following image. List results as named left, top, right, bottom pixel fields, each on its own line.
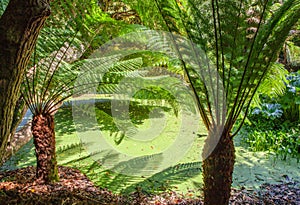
left=149, top=0, right=300, bottom=136
left=251, top=62, right=288, bottom=108
left=121, top=161, right=202, bottom=194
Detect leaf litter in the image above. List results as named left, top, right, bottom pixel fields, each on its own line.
left=0, top=166, right=299, bottom=205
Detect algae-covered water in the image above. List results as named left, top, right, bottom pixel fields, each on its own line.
left=1, top=100, right=299, bottom=196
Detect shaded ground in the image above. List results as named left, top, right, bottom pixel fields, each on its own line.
left=1, top=103, right=299, bottom=204
left=0, top=166, right=127, bottom=205
left=0, top=166, right=299, bottom=205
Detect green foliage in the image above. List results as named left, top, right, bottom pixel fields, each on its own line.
left=240, top=121, right=300, bottom=161
left=250, top=70, right=300, bottom=122
left=120, top=0, right=167, bottom=30
left=133, top=86, right=179, bottom=116
left=286, top=41, right=300, bottom=67
left=21, top=0, right=149, bottom=116
left=251, top=103, right=283, bottom=120
left=34, top=0, right=135, bottom=62
left=243, top=70, right=300, bottom=159
left=0, top=0, right=8, bottom=16
left=96, top=57, right=146, bottom=94
left=280, top=71, right=300, bottom=121
left=20, top=0, right=106, bottom=115
left=251, top=63, right=288, bottom=108
left=33, top=1, right=96, bottom=62
left=125, top=51, right=184, bottom=76
left=21, top=48, right=82, bottom=115
left=132, top=0, right=300, bottom=136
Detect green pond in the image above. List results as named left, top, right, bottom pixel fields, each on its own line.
left=1, top=99, right=299, bottom=196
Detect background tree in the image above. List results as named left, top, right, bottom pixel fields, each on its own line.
left=1, top=0, right=299, bottom=200
left=0, top=0, right=51, bottom=164
left=0, top=0, right=142, bottom=167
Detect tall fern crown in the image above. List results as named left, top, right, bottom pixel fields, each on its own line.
left=140, top=0, right=300, bottom=136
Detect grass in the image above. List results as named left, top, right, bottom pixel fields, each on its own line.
left=1, top=99, right=299, bottom=197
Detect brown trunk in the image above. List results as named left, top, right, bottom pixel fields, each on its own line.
left=4, top=120, right=32, bottom=162
left=202, top=132, right=235, bottom=205
left=32, top=113, right=59, bottom=183
left=0, top=0, right=50, bottom=164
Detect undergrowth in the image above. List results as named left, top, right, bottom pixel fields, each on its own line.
left=240, top=118, right=300, bottom=161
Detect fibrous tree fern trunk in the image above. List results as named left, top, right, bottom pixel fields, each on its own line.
left=202, top=130, right=235, bottom=205
left=21, top=0, right=109, bottom=184
left=119, top=0, right=300, bottom=204
left=32, top=113, right=59, bottom=183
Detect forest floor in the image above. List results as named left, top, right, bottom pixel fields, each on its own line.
left=0, top=166, right=299, bottom=205
left=1, top=102, right=299, bottom=204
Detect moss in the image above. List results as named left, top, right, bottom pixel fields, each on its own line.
left=287, top=41, right=300, bottom=66
left=50, top=155, right=59, bottom=182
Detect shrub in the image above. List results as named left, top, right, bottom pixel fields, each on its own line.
left=280, top=71, right=300, bottom=122
left=241, top=123, right=300, bottom=161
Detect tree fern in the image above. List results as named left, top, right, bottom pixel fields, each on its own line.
left=18, top=0, right=157, bottom=183
left=125, top=0, right=300, bottom=203
left=251, top=62, right=288, bottom=108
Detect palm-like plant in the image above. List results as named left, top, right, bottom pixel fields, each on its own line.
left=19, top=0, right=116, bottom=183
left=20, top=0, right=152, bottom=182
left=120, top=0, right=300, bottom=204
left=161, top=1, right=300, bottom=204
left=5, top=0, right=152, bottom=182
left=22, top=31, right=88, bottom=182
